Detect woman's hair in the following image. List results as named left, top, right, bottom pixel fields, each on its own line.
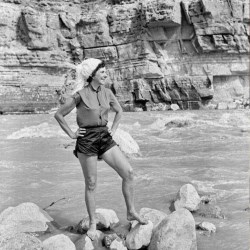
left=86, top=61, right=106, bottom=83
left=73, top=59, right=105, bottom=93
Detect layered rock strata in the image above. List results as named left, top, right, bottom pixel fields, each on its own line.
left=0, top=0, right=249, bottom=113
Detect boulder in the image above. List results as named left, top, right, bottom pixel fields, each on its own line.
left=138, top=208, right=168, bottom=230
left=110, top=238, right=127, bottom=250
left=196, top=222, right=216, bottom=233
left=174, top=184, right=201, bottom=212
left=0, top=233, right=42, bottom=250
left=170, top=104, right=180, bottom=111
left=75, top=231, right=106, bottom=250
left=113, top=128, right=141, bottom=158
left=42, top=234, right=76, bottom=250
left=200, top=195, right=212, bottom=204
left=125, top=220, right=153, bottom=250
left=148, top=208, right=197, bottom=250
left=196, top=203, right=225, bottom=219
left=217, top=102, right=228, bottom=110
left=103, top=233, right=120, bottom=248
left=0, top=202, right=53, bottom=235
left=75, top=208, right=119, bottom=233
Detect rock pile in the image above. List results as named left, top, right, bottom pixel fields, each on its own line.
left=0, top=183, right=223, bottom=250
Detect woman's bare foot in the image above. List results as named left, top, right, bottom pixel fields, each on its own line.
left=86, top=222, right=97, bottom=241
left=127, top=211, right=148, bottom=225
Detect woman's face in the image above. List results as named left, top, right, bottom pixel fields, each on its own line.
left=93, top=67, right=108, bottom=85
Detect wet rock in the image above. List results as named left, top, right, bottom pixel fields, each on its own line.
left=0, top=233, right=42, bottom=250
left=103, top=233, right=120, bottom=248
left=42, top=234, right=75, bottom=250
left=138, top=208, right=168, bottom=230
left=165, top=119, right=192, bottom=128
left=0, top=202, right=53, bottom=235
left=75, top=208, right=119, bottom=233
left=170, top=104, right=180, bottom=111
left=125, top=220, right=153, bottom=250
left=240, top=127, right=250, bottom=133
left=148, top=208, right=197, bottom=250
left=195, top=203, right=226, bottom=219
left=200, top=195, right=212, bottom=204
left=75, top=231, right=105, bottom=250
left=196, top=222, right=216, bottom=233
left=174, top=184, right=201, bottom=212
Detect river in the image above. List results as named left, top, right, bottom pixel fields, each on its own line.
left=0, top=110, right=249, bottom=250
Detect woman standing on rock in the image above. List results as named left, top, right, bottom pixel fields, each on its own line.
left=54, top=58, right=147, bottom=240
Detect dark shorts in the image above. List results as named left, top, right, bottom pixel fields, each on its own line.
left=73, top=126, right=117, bottom=159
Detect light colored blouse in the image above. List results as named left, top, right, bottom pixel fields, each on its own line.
left=72, top=84, right=121, bottom=128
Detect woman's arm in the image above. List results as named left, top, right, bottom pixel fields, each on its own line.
left=110, top=105, right=122, bottom=136
left=109, top=90, right=123, bottom=136
left=54, top=97, right=85, bottom=139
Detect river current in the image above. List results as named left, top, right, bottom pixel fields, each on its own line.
left=0, top=110, right=249, bottom=250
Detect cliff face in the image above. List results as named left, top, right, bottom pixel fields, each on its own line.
left=0, top=0, right=249, bottom=113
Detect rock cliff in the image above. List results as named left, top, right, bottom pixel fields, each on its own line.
left=0, top=0, right=249, bottom=113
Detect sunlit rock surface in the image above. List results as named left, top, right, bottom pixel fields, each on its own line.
left=0, top=233, right=43, bottom=250
left=174, top=184, right=201, bottom=212
left=0, top=202, right=53, bottom=235
left=148, top=208, right=197, bottom=250
left=42, top=234, right=76, bottom=250
left=0, top=0, right=249, bottom=113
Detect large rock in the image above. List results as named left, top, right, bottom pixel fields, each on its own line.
left=75, top=208, right=119, bottom=233
left=75, top=231, right=106, bottom=250
left=0, top=202, right=53, bottom=235
left=196, top=203, right=225, bottom=219
left=110, top=238, right=127, bottom=250
left=125, top=220, right=153, bottom=250
left=103, top=233, right=120, bottom=248
left=148, top=208, right=197, bottom=250
left=196, top=221, right=216, bottom=233
left=42, top=234, right=76, bottom=250
left=139, top=208, right=168, bottom=230
left=113, top=128, right=141, bottom=158
left=174, top=184, right=201, bottom=212
left=0, top=233, right=42, bottom=250
left=170, top=104, right=180, bottom=111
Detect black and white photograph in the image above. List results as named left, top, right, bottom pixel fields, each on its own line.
left=0, top=0, right=249, bottom=249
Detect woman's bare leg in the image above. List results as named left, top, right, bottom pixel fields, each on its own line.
left=102, top=146, right=147, bottom=224
left=78, top=153, right=98, bottom=240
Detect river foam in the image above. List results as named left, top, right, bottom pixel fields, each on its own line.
left=7, top=123, right=68, bottom=139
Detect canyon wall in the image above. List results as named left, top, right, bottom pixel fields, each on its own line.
left=0, top=0, right=249, bottom=113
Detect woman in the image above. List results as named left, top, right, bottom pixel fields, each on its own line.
left=54, top=58, right=147, bottom=240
